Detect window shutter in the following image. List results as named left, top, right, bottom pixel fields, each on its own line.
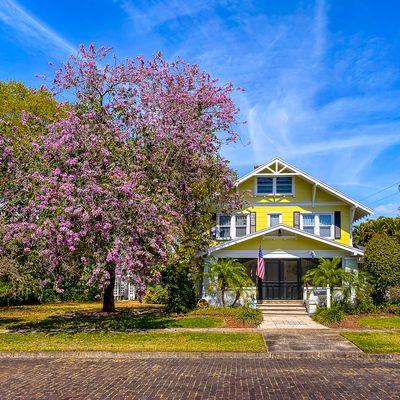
left=293, top=211, right=300, bottom=229
left=250, top=212, right=256, bottom=233
left=334, top=211, right=341, bottom=239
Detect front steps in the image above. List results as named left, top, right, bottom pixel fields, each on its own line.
left=257, top=300, right=307, bottom=316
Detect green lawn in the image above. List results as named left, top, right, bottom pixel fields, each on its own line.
left=0, top=301, right=225, bottom=330
left=0, top=332, right=266, bottom=352
left=358, top=316, right=400, bottom=330
left=341, top=331, right=400, bottom=353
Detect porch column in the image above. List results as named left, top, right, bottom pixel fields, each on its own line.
left=326, top=287, right=331, bottom=308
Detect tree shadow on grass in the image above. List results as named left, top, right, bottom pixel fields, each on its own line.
left=10, top=309, right=183, bottom=331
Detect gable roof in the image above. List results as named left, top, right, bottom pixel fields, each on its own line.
left=208, top=224, right=364, bottom=256
left=236, top=157, right=373, bottom=221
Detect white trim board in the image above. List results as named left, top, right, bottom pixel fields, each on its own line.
left=236, top=157, right=373, bottom=220
left=211, top=250, right=356, bottom=259
left=207, top=224, right=364, bottom=256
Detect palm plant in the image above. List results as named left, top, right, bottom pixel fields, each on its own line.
left=303, top=257, right=352, bottom=302
left=206, top=258, right=254, bottom=306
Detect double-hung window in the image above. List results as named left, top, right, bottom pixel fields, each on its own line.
left=256, top=177, right=293, bottom=195
left=268, top=213, right=281, bottom=227
left=301, top=213, right=333, bottom=238
left=217, top=215, right=231, bottom=239
left=235, top=215, right=247, bottom=237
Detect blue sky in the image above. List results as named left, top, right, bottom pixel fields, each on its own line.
left=0, top=0, right=399, bottom=217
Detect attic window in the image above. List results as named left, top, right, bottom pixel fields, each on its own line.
left=256, top=177, right=293, bottom=195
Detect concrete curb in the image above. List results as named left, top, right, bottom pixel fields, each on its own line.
left=0, top=351, right=399, bottom=360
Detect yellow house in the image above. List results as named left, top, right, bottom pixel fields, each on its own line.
left=206, top=157, right=373, bottom=301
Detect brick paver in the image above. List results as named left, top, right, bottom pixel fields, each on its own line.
left=0, top=355, right=399, bottom=399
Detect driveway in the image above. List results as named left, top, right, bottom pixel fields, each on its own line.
left=0, top=354, right=399, bottom=399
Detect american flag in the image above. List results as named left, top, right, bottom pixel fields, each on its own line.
left=256, top=246, right=265, bottom=280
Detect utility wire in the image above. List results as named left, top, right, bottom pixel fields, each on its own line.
left=367, top=191, right=400, bottom=206
left=360, top=181, right=400, bottom=201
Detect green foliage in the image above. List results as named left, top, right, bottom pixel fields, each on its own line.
left=161, top=265, right=197, bottom=314
left=206, top=258, right=254, bottom=307
left=303, top=258, right=353, bottom=303
left=387, top=286, right=400, bottom=304
left=236, top=306, right=263, bottom=326
left=353, top=217, right=400, bottom=247
left=387, top=304, right=400, bottom=315
left=190, top=306, right=262, bottom=327
left=313, top=305, right=345, bottom=324
left=363, top=233, right=400, bottom=303
left=143, top=284, right=168, bottom=305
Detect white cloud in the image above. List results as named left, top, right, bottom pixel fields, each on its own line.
left=375, top=203, right=399, bottom=217
left=0, top=0, right=75, bottom=56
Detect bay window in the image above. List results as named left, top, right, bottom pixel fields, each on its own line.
left=301, top=213, right=333, bottom=238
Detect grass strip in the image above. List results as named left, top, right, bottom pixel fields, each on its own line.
left=357, top=316, right=400, bottom=330
left=341, top=331, right=400, bottom=354
left=0, top=332, right=266, bottom=352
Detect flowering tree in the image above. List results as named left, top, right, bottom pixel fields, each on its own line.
left=0, top=45, right=242, bottom=311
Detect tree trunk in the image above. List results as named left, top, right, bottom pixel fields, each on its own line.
left=102, top=269, right=116, bottom=312
left=221, top=288, right=225, bottom=306
left=231, top=290, right=240, bottom=307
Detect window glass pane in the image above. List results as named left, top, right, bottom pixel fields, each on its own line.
left=236, top=215, right=247, bottom=226
left=269, top=214, right=280, bottom=226
left=303, top=226, right=315, bottom=234
left=320, top=226, right=331, bottom=237
left=236, top=227, right=247, bottom=237
left=319, top=214, right=332, bottom=226
left=257, top=177, right=273, bottom=194
left=219, top=215, right=231, bottom=226
left=303, top=214, right=315, bottom=226
left=218, top=227, right=231, bottom=238
left=276, top=177, right=292, bottom=194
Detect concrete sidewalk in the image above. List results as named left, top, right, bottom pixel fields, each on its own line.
left=259, top=313, right=327, bottom=329
left=262, top=331, right=362, bottom=354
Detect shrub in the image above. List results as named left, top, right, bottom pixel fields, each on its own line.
left=363, top=233, right=400, bottom=303
left=236, top=306, right=263, bottom=326
left=313, top=305, right=344, bottom=324
left=386, top=304, right=400, bottom=315
left=162, top=264, right=196, bottom=314
left=387, top=286, right=400, bottom=304
left=143, top=284, right=168, bottom=304
left=191, top=306, right=263, bottom=326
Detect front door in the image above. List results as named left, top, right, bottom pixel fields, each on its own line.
left=258, top=260, right=301, bottom=300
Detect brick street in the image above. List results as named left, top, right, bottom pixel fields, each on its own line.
left=0, top=355, right=399, bottom=399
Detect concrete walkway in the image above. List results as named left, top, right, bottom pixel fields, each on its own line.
left=263, top=331, right=362, bottom=354
left=259, top=313, right=327, bottom=329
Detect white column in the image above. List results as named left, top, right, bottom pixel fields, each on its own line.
left=326, top=287, right=331, bottom=308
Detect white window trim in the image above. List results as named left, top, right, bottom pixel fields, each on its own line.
left=267, top=213, right=282, bottom=227
left=216, top=213, right=250, bottom=240
left=300, top=212, right=334, bottom=239
left=255, top=176, right=295, bottom=196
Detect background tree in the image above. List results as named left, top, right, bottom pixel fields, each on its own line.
left=353, top=217, right=400, bottom=247
left=0, top=45, right=242, bottom=312
left=206, top=258, right=254, bottom=306
left=363, top=233, right=400, bottom=303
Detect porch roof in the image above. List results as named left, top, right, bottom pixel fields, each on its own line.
left=207, top=224, right=364, bottom=256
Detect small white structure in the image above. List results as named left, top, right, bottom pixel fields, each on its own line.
left=113, top=277, right=136, bottom=301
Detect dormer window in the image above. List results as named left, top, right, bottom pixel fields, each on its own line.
left=256, top=177, right=293, bottom=195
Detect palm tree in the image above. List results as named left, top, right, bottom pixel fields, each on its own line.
left=206, top=258, right=254, bottom=306
left=303, top=257, right=352, bottom=303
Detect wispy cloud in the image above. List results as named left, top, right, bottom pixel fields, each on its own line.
left=0, top=0, right=75, bottom=56
left=375, top=202, right=399, bottom=217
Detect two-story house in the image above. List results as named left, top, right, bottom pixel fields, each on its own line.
left=206, top=157, right=373, bottom=301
